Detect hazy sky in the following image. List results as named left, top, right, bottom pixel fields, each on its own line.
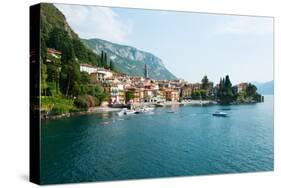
left=55, top=4, right=273, bottom=84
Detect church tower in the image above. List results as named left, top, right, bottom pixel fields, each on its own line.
left=144, top=63, right=148, bottom=79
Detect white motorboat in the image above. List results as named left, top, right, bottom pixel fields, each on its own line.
left=212, top=111, right=227, bottom=117
left=156, top=102, right=165, bottom=107
left=117, top=108, right=127, bottom=116
left=135, top=108, right=144, bottom=114
left=125, top=110, right=136, bottom=115
left=167, top=111, right=175, bottom=113
left=143, top=107, right=154, bottom=112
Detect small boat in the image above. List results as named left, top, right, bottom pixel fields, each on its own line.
left=135, top=107, right=154, bottom=114
left=125, top=110, right=136, bottom=115
left=212, top=111, right=227, bottom=117
left=156, top=102, right=165, bottom=107
left=220, top=108, right=231, bottom=111
left=167, top=111, right=175, bottom=113
left=135, top=108, right=144, bottom=114
left=117, top=108, right=127, bottom=116
left=143, top=107, right=154, bottom=112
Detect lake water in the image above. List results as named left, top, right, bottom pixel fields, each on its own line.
left=41, top=95, right=274, bottom=184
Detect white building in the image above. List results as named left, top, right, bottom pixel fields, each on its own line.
left=80, top=64, right=98, bottom=74
left=97, top=69, right=113, bottom=81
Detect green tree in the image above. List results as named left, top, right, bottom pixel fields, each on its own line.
left=80, top=72, right=91, bottom=84
left=246, top=83, right=257, bottom=97
left=90, top=84, right=109, bottom=105
left=100, top=51, right=109, bottom=68
left=79, top=72, right=91, bottom=95
left=60, top=60, right=80, bottom=97
left=87, top=50, right=99, bottom=66
left=46, top=62, right=60, bottom=95
left=217, top=75, right=234, bottom=104
left=217, top=78, right=223, bottom=99
left=41, top=61, right=48, bottom=96
left=109, top=60, right=116, bottom=71
left=47, top=27, right=75, bottom=63
left=125, top=91, right=134, bottom=103
left=72, top=38, right=88, bottom=62
left=191, top=90, right=207, bottom=100
left=104, top=52, right=108, bottom=68
left=100, top=51, right=108, bottom=68
left=40, top=37, right=47, bottom=63
left=100, top=51, right=104, bottom=67
left=201, top=75, right=209, bottom=90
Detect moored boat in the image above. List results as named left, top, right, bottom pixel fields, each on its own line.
left=212, top=111, right=227, bottom=117
left=135, top=108, right=144, bottom=114
left=167, top=111, right=175, bottom=113
left=156, top=102, right=165, bottom=107
left=117, top=108, right=127, bottom=116
left=143, top=107, right=154, bottom=112
left=125, top=110, right=136, bottom=115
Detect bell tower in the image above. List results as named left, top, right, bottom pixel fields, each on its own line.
left=144, top=63, right=148, bottom=79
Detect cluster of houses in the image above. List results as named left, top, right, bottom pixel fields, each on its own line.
left=79, top=63, right=251, bottom=105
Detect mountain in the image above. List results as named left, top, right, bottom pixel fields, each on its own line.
left=41, top=3, right=78, bottom=40
left=252, top=80, right=274, bottom=95
left=41, top=4, right=176, bottom=80
left=83, top=38, right=177, bottom=80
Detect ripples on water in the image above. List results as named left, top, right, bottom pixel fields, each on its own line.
left=41, top=95, right=273, bottom=184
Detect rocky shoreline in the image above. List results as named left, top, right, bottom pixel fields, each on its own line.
left=41, top=107, right=121, bottom=121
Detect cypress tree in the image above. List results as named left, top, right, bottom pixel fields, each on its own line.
left=109, top=60, right=115, bottom=71
left=100, top=51, right=104, bottom=67
left=104, top=52, right=108, bottom=68
left=201, top=75, right=209, bottom=90
left=218, top=75, right=233, bottom=104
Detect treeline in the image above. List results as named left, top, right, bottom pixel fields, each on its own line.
left=217, top=75, right=262, bottom=104
left=99, top=51, right=116, bottom=71
left=191, top=75, right=212, bottom=100
left=190, top=75, right=262, bottom=104
left=40, top=27, right=116, bottom=114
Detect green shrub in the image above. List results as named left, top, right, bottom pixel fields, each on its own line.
left=74, top=95, right=96, bottom=110
left=41, top=96, right=77, bottom=115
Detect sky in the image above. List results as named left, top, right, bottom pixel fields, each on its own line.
left=55, top=3, right=273, bottom=85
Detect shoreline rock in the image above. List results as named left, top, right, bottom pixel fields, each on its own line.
left=41, top=106, right=121, bottom=121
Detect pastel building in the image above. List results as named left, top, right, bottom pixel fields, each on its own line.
left=46, top=48, right=62, bottom=63
left=104, top=83, right=125, bottom=104
left=165, top=89, right=180, bottom=102
left=90, top=69, right=113, bottom=83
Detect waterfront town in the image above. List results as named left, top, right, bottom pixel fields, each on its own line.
left=41, top=47, right=263, bottom=119
left=80, top=63, right=252, bottom=105
left=78, top=56, right=255, bottom=107
left=47, top=48, right=261, bottom=107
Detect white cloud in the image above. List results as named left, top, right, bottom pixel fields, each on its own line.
left=216, top=17, right=273, bottom=35
left=55, top=4, right=133, bottom=43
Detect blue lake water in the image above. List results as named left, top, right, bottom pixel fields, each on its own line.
left=41, top=95, right=274, bottom=184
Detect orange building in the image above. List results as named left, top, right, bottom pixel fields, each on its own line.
left=165, top=89, right=180, bottom=102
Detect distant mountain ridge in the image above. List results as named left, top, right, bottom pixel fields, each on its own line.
left=252, top=80, right=274, bottom=95
left=83, top=38, right=177, bottom=80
